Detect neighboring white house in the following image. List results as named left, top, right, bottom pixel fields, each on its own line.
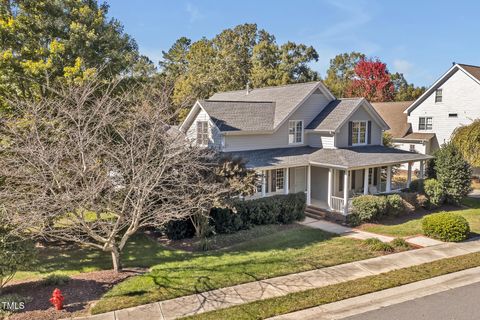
left=374, top=63, right=480, bottom=172
left=180, top=81, right=431, bottom=219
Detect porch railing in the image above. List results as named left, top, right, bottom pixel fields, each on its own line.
left=330, top=196, right=352, bottom=214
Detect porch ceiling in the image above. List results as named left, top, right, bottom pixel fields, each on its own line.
left=224, top=145, right=433, bottom=170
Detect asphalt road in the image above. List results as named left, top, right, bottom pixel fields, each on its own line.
left=344, top=281, right=480, bottom=320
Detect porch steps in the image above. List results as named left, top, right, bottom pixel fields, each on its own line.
left=305, top=205, right=328, bottom=220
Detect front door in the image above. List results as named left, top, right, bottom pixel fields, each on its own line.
left=294, top=167, right=306, bottom=193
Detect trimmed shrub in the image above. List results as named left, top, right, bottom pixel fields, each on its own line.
left=233, top=192, right=306, bottom=227
left=422, top=212, right=470, bottom=242
left=346, top=213, right=362, bottom=227
left=424, top=179, right=445, bottom=207
left=351, top=195, right=381, bottom=222
left=210, top=207, right=245, bottom=234
left=351, top=195, right=389, bottom=222
left=386, top=194, right=405, bottom=216
left=391, top=238, right=410, bottom=250
left=409, top=179, right=424, bottom=193
left=164, top=218, right=195, bottom=240
left=364, top=238, right=394, bottom=252
left=434, top=143, right=472, bottom=205
left=43, top=274, right=70, bottom=286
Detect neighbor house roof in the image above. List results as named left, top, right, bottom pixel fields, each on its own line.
left=306, top=98, right=389, bottom=132
left=209, top=81, right=334, bottom=129
left=199, top=100, right=275, bottom=132
left=226, top=145, right=432, bottom=170
left=397, top=132, right=436, bottom=142
left=406, top=63, right=480, bottom=114
left=371, top=101, right=412, bottom=138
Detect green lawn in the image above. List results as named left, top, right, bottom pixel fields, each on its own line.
left=14, top=234, right=187, bottom=281
left=360, top=197, right=480, bottom=238
left=91, top=226, right=382, bottom=314
left=184, top=252, right=480, bottom=320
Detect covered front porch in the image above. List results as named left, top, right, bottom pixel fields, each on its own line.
left=308, top=161, right=425, bottom=215
left=230, top=145, right=433, bottom=216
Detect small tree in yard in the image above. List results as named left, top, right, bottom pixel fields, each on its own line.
left=434, top=143, right=472, bottom=205
left=0, top=80, right=239, bottom=272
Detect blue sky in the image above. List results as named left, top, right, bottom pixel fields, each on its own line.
left=108, top=0, right=480, bottom=87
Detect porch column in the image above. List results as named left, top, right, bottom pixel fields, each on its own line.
left=284, top=168, right=289, bottom=195
left=386, top=165, right=392, bottom=192
left=327, top=168, right=333, bottom=208
left=407, top=162, right=413, bottom=188
left=419, top=161, right=425, bottom=179
left=261, top=170, right=266, bottom=197
left=363, top=168, right=369, bottom=195
left=343, top=170, right=349, bottom=215
left=306, top=165, right=311, bottom=205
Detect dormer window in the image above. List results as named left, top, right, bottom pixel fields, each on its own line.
left=351, top=121, right=368, bottom=146
left=435, top=89, right=443, bottom=103
left=288, top=120, right=303, bottom=144
left=196, top=121, right=209, bottom=146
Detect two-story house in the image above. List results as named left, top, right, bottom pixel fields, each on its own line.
left=373, top=63, right=480, bottom=173
left=180, top=81, right=431, bottom=218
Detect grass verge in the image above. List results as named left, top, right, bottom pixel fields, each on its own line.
left=183, top=251, right=480, bottom=320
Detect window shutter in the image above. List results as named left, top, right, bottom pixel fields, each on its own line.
left=367, top=121, right=372, bottom=144
left=271, top=170, right=277, bottom=192
left=352, top=170, right=356, bottom=189
left=373, top=168, right=378, bottom=185
left=348, top=121, right=353, bottom=146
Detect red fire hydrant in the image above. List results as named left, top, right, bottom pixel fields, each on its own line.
left=49, top=288, right=64, bottom=310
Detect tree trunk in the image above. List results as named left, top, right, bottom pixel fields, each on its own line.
left=111, top=246, right=122, bottom=272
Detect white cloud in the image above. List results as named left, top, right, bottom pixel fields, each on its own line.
left=185, top=2, right=204, bottom=23
left=393, top=59, right=414, bottom=75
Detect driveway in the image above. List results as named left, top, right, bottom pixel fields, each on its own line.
left=344, top=281, right=480, bottom=320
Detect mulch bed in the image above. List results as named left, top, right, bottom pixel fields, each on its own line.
left=2, top=269, right=145, bottom=320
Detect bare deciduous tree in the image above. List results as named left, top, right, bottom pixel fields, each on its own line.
left=0, top=80, right=237, bottom=272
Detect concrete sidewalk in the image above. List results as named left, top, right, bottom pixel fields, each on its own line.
left=72, top=239, right=480, bottom=320
left=270, top=266, right=480, bottom=320
left=299, top=217, right=443, bottom=247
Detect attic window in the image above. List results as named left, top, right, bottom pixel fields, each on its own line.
left=196, top=121, right=209, bottom=146
left=435, top=89, right=443, bottom=103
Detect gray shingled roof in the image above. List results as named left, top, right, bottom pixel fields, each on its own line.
left=209, top=81, right=321, bottom=128
left=200, top=100, right=275, bottom=132
left=305, top=98, right=363, bottom=131
left=226, top=145, right=432, bottom=169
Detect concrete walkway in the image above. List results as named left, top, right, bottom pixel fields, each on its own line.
left=299, top=217, right=444, bottom=247
left=270, top=266, right=480, bottom=320
left=72, top=239, right=480, bottom=320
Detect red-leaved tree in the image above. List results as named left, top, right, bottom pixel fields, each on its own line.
left=347, top=58, right=394, bottom=102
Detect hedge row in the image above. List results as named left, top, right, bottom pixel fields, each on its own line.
left=349, top=194, right=405, bottom=225
left=164, top=192, right=306, bottom=240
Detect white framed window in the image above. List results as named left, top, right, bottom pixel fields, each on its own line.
left=435, top=89, right=442, bottom=103
left=196, top=121, right=209, bottom=146
left=351, top=121, right=368, bottom=146
left=409, top=144, right=416, bottom=152
left=418, top=117, right=432, bottom=130
left=275, top=169, right=284, bottom=190
left=288, top=120, right=303, bottom=144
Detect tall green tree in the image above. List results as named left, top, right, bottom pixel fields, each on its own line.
left=324, top=52, right=365, bottom=97
left=0, top=0, right=147, bottom=112
left=451, top=119, right=480, bottom=168
left=390, top=72, right=426, bottom=101
left=162, top=23, right=319, bottom=112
